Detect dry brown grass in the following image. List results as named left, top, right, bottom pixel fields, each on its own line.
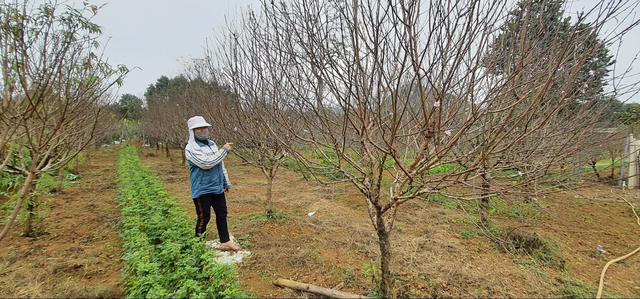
left=0, top=149, right=125, bottom=298
left=142, top=147, right=640, bottom=298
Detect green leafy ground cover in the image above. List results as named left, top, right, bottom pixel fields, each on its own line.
left=116, top=146, right=249, bottom=298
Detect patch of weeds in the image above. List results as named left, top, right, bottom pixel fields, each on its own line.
left=248, top=209, right=288, bottom=224
left=36, top=172, right=58, bottom=194
left=460, top=228, right=482, bottom=238
left=330, top=264, right=358, bottom=287
left=0, top=171, right=24, bottom=192
left=555, top=272, right=596, bottom=298
left=427, top=163, right=463, bottom=175
left=19, top=193, right=53, bottom=237
left=0, top=194, right=17, bottom=215
left=489, top=197, right=540, bottom=220
left=429, top=193, right=459, bottom=210
left=307, top=245, right=324, bottom=265
left=280, top=156, right=308, bottom=173
left=459, top=222, right=501, bottom=239
left=236, top=234, right=252, bottom=249
left=79, top=233, right=102, bottom=245
left=362, top=259, right=382, bottom=298
left=398, top=286, right=426, bottom=298
left=65, top=173, right=81, bottom=181
left=512, top=255, right=551, bottom=279
left=255, top=269, right=271, bottom=279
left=65, top=153, right=86, bottom=174
left=501, top=229, right=564, bottom=270
left=455, top=215, right=476, bottom=224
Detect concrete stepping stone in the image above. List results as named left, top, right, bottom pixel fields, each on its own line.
left=205, top=235, right=251, bottom=265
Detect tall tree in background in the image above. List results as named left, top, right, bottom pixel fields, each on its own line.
left=615, top=102, right=640, bottom=125
left=0, top=1, right=129, bottom=240
left=468, top=0, right=618, bottom=224
left=144, top=75, right=170, bottom=98
left=118, top=93, right=143, bottom=120
left=113, top=93, right=144, bottom=142
left=489, top=0, right=614, bottom=100
left=224, top=0, right=640, bottom=296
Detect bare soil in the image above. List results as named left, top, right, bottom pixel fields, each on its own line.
left=0, top=149, right=124, bottom=298
left=1, top=146, right=639, bottom=298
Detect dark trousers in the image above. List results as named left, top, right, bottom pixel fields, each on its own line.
left=193, top=192, right=230, bottom=243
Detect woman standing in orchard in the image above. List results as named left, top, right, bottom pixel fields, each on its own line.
left=185, top=116, right=240, bottom=251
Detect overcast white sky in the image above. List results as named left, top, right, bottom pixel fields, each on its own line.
left=77, top=0, right=262, bottom=100
left=71, top=0, right=640, bottom=103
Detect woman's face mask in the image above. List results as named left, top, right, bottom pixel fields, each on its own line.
left=194, top=130, right=209, bottom=141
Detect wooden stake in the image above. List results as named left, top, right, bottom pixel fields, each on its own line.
left=273, top=278, right=371, bottom=299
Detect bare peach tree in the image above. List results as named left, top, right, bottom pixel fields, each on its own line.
left=202, top=11, right=298, bottom=218
left=0, top=1, right=128, bottom=240
left=225, top=0, right=639, bottom=296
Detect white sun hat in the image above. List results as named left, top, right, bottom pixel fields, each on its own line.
left=187, top=116, right=211, bottom=130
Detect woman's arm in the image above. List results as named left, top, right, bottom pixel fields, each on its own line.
left=186, top=147, right=228, bottom=170
left=222, top=162, right=231, bottom=189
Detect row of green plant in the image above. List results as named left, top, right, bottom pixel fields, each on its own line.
left=116, top=146, right=248, bottom=298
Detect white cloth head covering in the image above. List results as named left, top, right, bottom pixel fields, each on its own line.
left=185, top=116, right=211, bottom=155
left=188, top=116, right=211, bottom=130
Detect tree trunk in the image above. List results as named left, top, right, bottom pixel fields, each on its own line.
left=480, top=197, right=489, bottom=225
left=165, top=141, right=170, bottom=158
left=376, top=219, right=394, bottom=298
left=610, top=157, right=615, bottom=179
left=24, top=194, right=36, bottom=237
left=265, top=175, right=273, bottom=217
left=0, top=170, right=36, bottom=242
left=479, top=173, right=491, bottom=224
left=180, top=142, right=186, bottom=165
left=590, top=161, right=601, bottom=179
